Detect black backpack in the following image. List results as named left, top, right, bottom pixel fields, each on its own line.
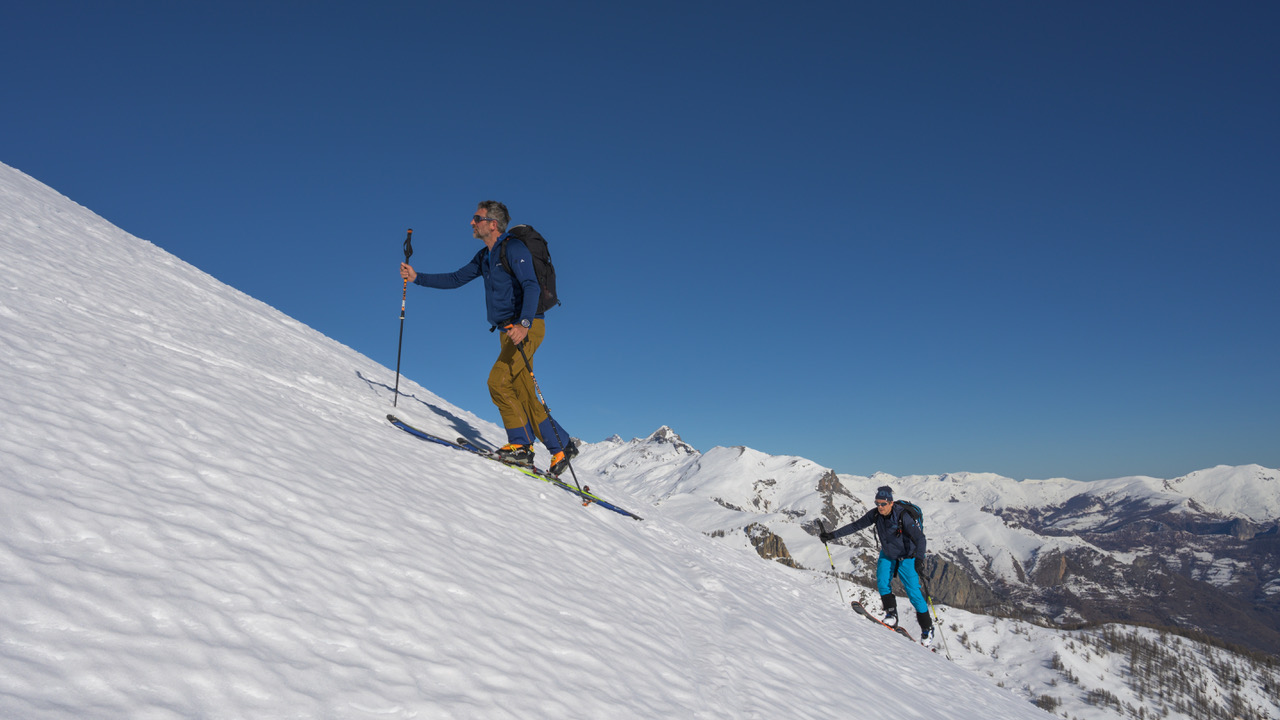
left=895, top=500, right=924, bottom=535
left=498, top=224, right=560, bottom=314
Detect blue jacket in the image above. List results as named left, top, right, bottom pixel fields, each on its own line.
left=413, top=234, right=541, bottom=329
left=829, top=503, right=926, bottom=562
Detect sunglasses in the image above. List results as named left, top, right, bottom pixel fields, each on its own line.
left=472, top=215, right=497, bottom=224
left=875, top=501, right=891, bottom=507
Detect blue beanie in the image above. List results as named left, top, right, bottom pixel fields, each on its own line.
left=875, top=485, right=894, bottom=502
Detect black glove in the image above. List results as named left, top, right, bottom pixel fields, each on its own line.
left=819, top=530, right=834, bottom=543
left=915, top=557, right=926, bottom=576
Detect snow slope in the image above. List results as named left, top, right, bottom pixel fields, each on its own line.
left=569, top=431, right=1280, bottom=718
left=0, top=161, right=1052, bottom=718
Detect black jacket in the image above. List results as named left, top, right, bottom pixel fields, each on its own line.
left=829, top=503, right=926, bottom=561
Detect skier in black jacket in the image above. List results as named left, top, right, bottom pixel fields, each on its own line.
left=820, top=485, right=934, bottom=646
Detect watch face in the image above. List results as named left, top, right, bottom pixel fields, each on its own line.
left=521, top=319, right=531, bottom=328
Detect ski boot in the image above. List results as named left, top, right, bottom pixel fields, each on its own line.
left=549, top=440, right=579, bottom=477
left=496, top=444, right=534, bottom=467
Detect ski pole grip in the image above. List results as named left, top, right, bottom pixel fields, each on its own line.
left=403, top=228, right=414, bottom=262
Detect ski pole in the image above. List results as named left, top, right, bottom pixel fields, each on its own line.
left=393, top=228, right=413, bottom=407
left=920, top=568, right=953, bottom=659
left=513, top=340, right=587, bottom=499
left=817, top=520, right=846, bottom=605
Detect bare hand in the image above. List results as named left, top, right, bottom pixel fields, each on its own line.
left=506, top=324, right=529, bottom=345
left=400, top=263, right=416, bottom=283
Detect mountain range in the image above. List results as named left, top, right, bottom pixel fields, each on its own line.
left=574, top=428, right=1280, bottom=656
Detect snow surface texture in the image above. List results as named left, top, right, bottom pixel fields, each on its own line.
left=0, top=161, right=1053, bottom=718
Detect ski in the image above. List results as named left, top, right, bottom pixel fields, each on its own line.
left=455, top=436, right=594, bottom=507
left=387, top=415, right=642, bottom=521
left=850, top=601, right=915, bottom=642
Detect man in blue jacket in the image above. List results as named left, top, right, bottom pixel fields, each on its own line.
left=820, top=485, right=934, bottom=645
left=399, top=201, right=576, bottom=475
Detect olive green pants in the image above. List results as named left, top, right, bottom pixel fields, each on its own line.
left=488, top=319, right=547, bottom=440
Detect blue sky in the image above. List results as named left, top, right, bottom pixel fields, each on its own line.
left=4, top=1, right=1277, bottom=481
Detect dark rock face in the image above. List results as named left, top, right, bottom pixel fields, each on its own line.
left=928, top=503, right=1280, bottom=656
left=745, top=523, right=798, bottom=568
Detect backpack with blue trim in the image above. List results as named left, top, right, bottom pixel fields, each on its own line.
left=896, top=500, right=924, bottom=535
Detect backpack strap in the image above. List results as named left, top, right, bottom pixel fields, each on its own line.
left=894, top=502, right=920, bottom=536
left=497, top=234, right=514, bottom=276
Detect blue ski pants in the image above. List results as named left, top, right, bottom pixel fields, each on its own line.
left=877, top=555, right=929, bottom=613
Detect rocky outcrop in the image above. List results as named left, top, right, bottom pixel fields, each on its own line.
left=745, top=523, right=797, bottom=568
left=926, top=557, right=1001, bottom=608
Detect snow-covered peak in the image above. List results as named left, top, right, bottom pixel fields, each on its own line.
left=840, top=466, right=1279, bottom=525
left=1164, top=464, right=1280, bottom=522
left=644, top=424, right=696, bottom=451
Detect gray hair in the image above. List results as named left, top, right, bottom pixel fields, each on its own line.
left=477, top=200, right=510, bottom=233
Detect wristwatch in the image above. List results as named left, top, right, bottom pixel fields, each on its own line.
left=520, top=319, right=531, bottom=328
